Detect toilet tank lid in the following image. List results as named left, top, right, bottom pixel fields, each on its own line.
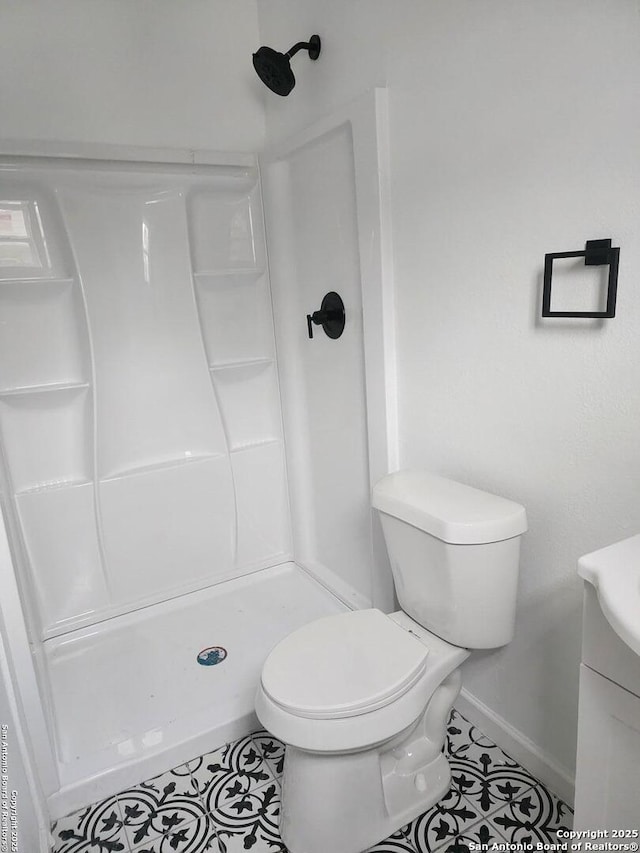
left=372, top=470, right=527, bottom=544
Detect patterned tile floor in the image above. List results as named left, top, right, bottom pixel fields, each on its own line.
left=51, top=708, right=573, bottom=853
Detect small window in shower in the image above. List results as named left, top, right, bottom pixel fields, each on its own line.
left=0, top=200, right=51, bottom=274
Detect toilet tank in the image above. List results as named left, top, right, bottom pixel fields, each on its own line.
left=372, top=471, right=527, bottom=649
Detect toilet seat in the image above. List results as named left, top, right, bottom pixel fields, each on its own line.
left=256, top=609, right=470, bottom=753
left=260, top=609, right=429, bottom=719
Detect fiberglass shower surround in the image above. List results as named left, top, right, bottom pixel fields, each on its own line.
left=0, top=163, right=290, bottom=638
left=0, top=90, right=391, bottom=825
left=0, top=156, right=346, bottom=817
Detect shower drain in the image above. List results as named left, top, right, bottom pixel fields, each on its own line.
left=197, top=646, right=227, bottom=666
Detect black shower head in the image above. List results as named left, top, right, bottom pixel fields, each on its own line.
left=252, top=35, right=321, bottom=96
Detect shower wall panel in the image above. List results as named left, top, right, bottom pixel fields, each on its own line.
left=263, top=123, right=374, bottom=607
left=0, top=162, right=291, bottom=640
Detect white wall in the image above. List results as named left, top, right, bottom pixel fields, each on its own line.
left=257, top=0, right=640, bottom=788
left=0, top=0, right=264, bottom=151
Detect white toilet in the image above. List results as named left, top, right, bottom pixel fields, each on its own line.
left=255, top=470, right=527, bottom=853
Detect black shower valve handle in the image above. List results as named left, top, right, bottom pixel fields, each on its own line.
left=305, top=292, right=346, bottom=340
left=306, top=309, right=336, bottom=338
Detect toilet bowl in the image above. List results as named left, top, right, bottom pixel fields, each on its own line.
left=256, top=471, right=527, bottom=853
left=256, top=609, right=469, bottom=853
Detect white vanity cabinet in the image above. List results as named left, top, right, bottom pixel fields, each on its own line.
left=573, top=584, right=640, bottom=830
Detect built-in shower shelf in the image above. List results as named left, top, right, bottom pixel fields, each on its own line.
left=16, top=477, right=92, bottom=496
left=193, top=268, right=264, bottom=279
left=0, top=276, right=75, bottom=287
left=98, top=452, right=227, bottom=482
left=230, top=437, right=281, bottom=453
left=0, top=381, right=90, bottom=397
left=209, top=357, right=273, bottom=372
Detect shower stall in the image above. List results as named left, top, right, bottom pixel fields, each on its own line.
left=0, top=90, right=395, bottom=834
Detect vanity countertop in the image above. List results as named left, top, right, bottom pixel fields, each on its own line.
left=578, top=533, right=640, bottom=657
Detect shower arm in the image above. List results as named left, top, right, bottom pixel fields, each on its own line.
left=285, top=42, right=313, bottom=59
left=285, top=36, right=321, bottom=62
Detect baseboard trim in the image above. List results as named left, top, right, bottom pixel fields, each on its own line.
left=455, top=688, right=575, bottom=807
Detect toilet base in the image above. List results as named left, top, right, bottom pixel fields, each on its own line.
left=279, top=671, right=461, bottom=853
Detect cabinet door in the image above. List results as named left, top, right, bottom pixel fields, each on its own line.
left=574, top=664, right=640, bottom=831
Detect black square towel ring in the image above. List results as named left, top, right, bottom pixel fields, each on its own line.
left=542, top=238, right=620, bottom=318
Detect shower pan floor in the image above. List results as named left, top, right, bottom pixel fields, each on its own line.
left=45, top=562, right=347, bottom=819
